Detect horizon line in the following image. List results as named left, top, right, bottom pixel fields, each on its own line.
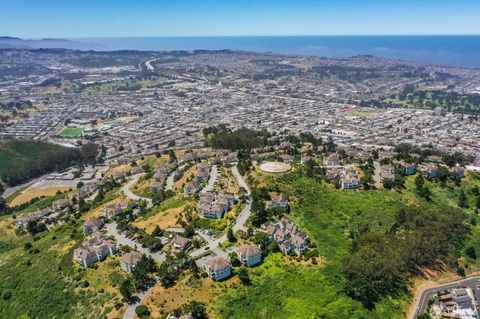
left=4, top=34, right=480, bottom=40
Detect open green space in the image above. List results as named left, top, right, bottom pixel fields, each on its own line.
left=0, top=221, right=123, bottom=319
left=59, top=127, right=84, bottom=138
left=214, top=169, right=480, bottom=318
left=0, top=139, right=97, bottom=186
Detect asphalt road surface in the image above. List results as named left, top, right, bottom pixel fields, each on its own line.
left=412, top=276, right=480, bottom=318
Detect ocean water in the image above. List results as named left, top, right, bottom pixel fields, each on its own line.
left=75, top=36, right=480, bottom=68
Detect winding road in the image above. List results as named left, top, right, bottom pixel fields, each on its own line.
left=119, top=165, right=253, bottom=317
left=121, top=173, right=153, bottom=207
left=409, top=275, right=480, bottom=318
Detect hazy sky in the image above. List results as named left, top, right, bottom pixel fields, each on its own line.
left=2, top=0, right=480, bottom=38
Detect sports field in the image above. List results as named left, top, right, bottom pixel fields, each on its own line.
left=59, top=127, right=84, bottom=138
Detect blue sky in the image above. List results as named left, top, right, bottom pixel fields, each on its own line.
left=1, top=0, right=479, bottom=38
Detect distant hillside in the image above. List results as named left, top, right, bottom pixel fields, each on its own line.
left=0, top=36, right=104, bottom=50
left=0, top=140, right=98, bottom=186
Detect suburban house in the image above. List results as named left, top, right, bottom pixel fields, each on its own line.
left=279, top=154, right=294, bottom=163
left=271, top=193, right=289, bottom=210
left=101, top=203, right=122, bottom=218
left=112, top=171, right=126, bottom=181
left=236, top=245, right=262, bottom=267
left=171, top=235, right=191, bottom=251
left=198, top=192, right=235, bottom=219
left=325, top=153, right=340, bottom=166
left=339, top=168, right=362, bottom=189
left=184, top=180, right=201, bottom=195
left=205, top=257, right=232, bottom=281
left=150, top=181, right=163, bottom=193
left=52, top=198, right=71, bottom=211
left=422, top=164, right=439, bottom=179
left=427, top=155, right=442, bottom=162
left=13, top=208, right=52, bottom=227
left=264, top=217, right=308, bottom=255
left=101, top=200, right=136, bottom=218
left=225, top=152, right=238, bottom=165
left=130, top=166, right=144, bottom=175
left=198, top=203, right=225, bottom=219
left=301, top=155, right=315, bottom=164
left=380, top=164, right=395, bottom=181
left=401, top=162, right=416, bottom=175
left=73, top=181, right=99, bottom=199
left=120, top=251, right=143, bottom=273
left=378, top=150, right=397, bottom=160
left=74, top=232, right=118, bottom=267
left=449, top=166, right=465, bottom=179
left=83, top=217, right=104, bottom=234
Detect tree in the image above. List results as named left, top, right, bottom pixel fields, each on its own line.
left=132, top=255, right=157, bottom=289
left=157, top=255, right=180, bottom=288
left=135, top=305, right=150, bottom=318
left=414, top=174, right=425, bottom=188
left=238, top=267, right=251, bottom=285
left=182, top=301, right=207, bottom=319
left=169, top=149, right=177, bottom=163
left=227, top=228, right=236, bottom=242
left=229, top=252, right=240, bottom=267
left=466, top=246, right=477, bottom=260
left=418, top=185, right=432, bottom=201
left=2, top=290, right=12, bottom=300
left=152, top=225, right=163, bottom=237
left=417, top=313, right=431, bottom=319
left=459, top=189, right=468, bottom=208
left=253, top=232, right=271, bottom=253
left=342, top=232, right=407, bottom=309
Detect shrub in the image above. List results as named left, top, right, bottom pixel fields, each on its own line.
left=2, top=290, right=12, bottom=300
left=135, top=305, right=150, bottom=318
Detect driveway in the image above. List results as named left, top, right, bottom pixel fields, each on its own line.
left=165, top=163, right=187, bottom=191
left=201, top=165, right=218, bottom=193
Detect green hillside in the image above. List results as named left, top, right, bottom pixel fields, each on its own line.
left=0, top=140, right=97, bottom=186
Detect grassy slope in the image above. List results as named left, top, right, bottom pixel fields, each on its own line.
left=0, top=140, right=69, bottom=177
left=215, top=170, right=480, bottom=319
left=0, top=217, right=125, bottom=319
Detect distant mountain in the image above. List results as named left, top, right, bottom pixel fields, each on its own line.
left=0, top=36, right=105, bottom=50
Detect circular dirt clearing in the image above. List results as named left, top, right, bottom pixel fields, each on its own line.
left=259, top=161, right=291, bottom=173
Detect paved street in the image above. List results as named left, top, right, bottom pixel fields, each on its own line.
left=411, top=275, right=480, bottom=318
left=105, top=222, right=165, bottom=262
left=122, top=283, right=156, bottom=319
left=231, top=166, right=251, bottom=194
left=121, top=173, right=153, bottom=207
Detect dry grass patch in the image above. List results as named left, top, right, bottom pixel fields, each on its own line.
left=107, top=164, right=131, bottom=176
left=143, top=277, right=225, bottom=318
left=174, top=164, right=197, bottom=191
left=133, top=205, right=186, bottom=233
left=82, top=195, right=126, bottom=221
left=10, top=186, right=72, bottom=206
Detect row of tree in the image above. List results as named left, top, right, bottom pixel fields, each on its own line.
left=342, top=206, right=469, bottom=309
